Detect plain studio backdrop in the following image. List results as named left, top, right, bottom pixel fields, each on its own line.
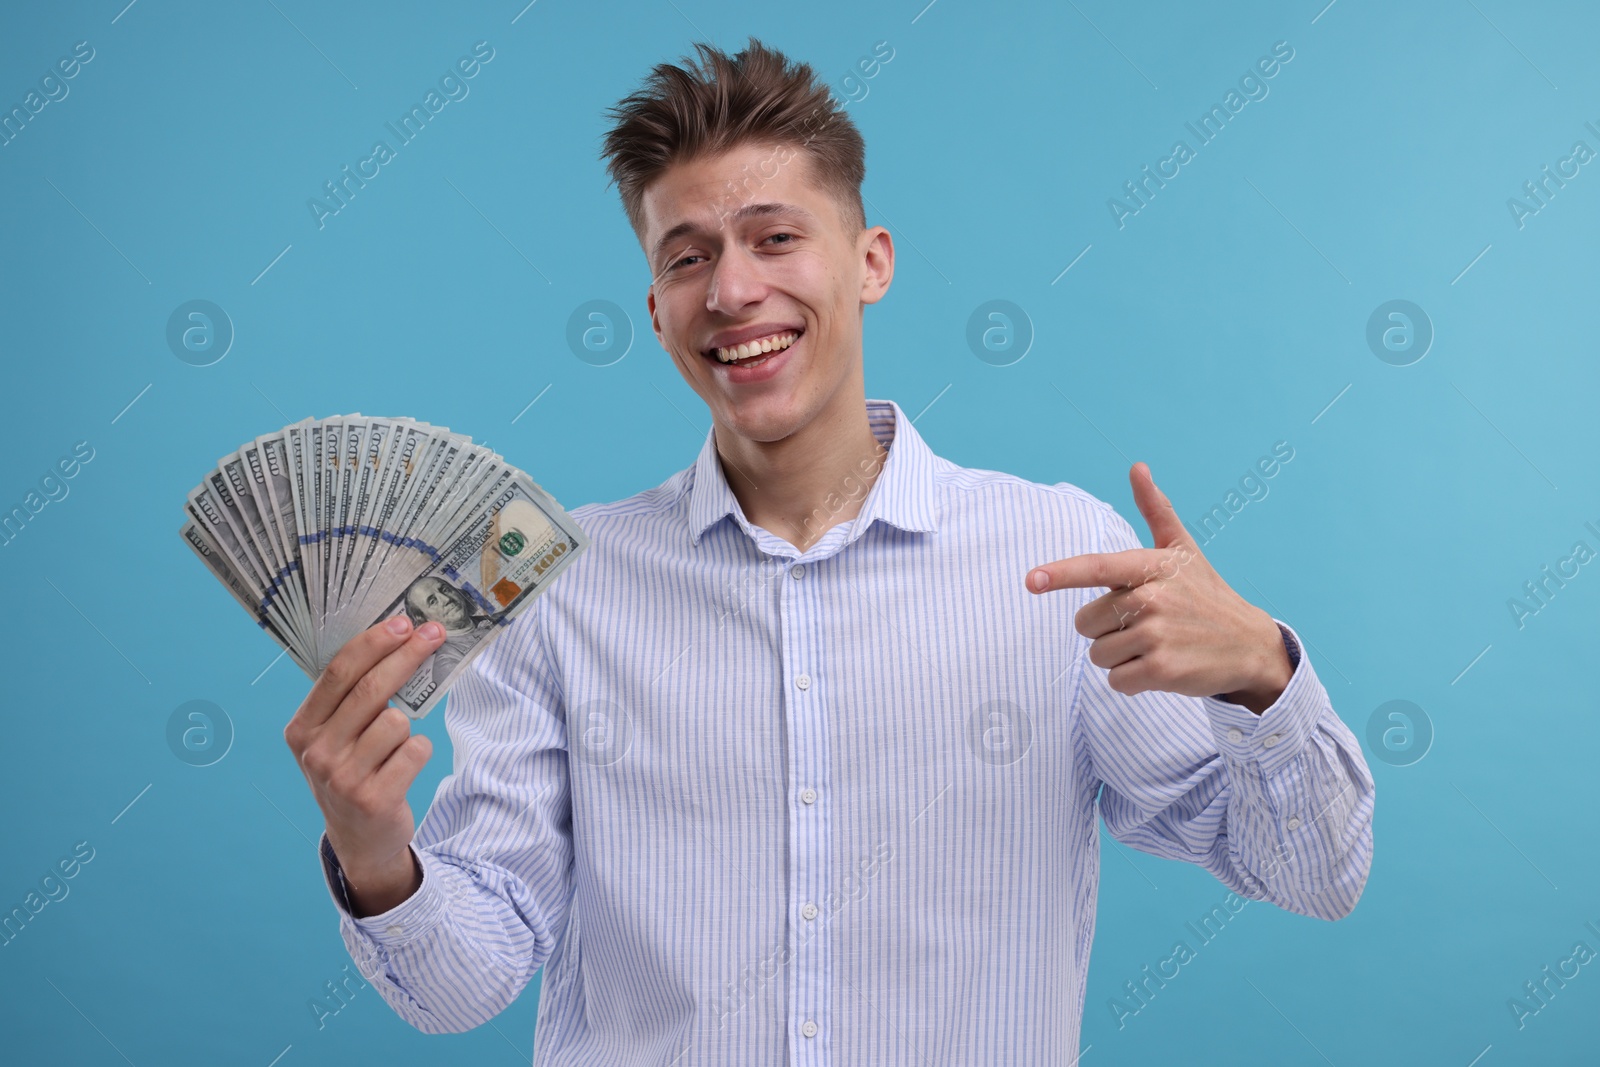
left=0, top=1, right=1595, bottom=1063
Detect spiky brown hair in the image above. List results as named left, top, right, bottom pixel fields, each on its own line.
left=599, top=37, right=867, bottom=249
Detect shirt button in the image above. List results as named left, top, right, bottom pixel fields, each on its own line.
left=385, top=924, right=404, bottom=936
left=1262, top=734, right=1280, bottom=749
left=801, top=1020, right=819, bottom=1038
left=790, top=563, right=805, bottom=579
left=802, top=902, right=819, bottom=920
left=1226, top=728, right=1244, bottom=744
left=796, top=673, right=811, bottom=690
left=1287, top=816, right=1303, bottom=831
left=801, top=788, right=817, bottom=805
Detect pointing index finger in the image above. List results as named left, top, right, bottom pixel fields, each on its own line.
left=1026, top=548, right=1169, bottom=594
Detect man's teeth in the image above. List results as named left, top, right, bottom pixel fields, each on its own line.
left=713, top=331, right=799, bottom=363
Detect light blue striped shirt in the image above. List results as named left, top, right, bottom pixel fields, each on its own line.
left=317, top=396, right=1375, bottom=1065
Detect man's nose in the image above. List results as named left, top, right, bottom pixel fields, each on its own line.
left=706, top=245, right=766, bottom=315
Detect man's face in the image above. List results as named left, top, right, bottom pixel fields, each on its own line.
left=641, top=142, right=893, bottom=445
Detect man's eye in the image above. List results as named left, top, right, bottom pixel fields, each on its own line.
left=669, top=253, right=703, bottom=270
left=764, top=233, right=795, bottom=246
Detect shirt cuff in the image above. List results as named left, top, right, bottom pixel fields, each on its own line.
left=1201, top=619, right=1320, bottom=777
left=317, top=830, right=448, bottom=948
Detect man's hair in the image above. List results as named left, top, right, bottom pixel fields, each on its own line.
left=599, top=37, right=867, bottom=250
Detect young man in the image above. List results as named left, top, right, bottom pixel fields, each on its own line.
left=284, top=38, right=1374, bottom=1064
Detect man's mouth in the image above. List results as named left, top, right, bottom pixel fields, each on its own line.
left=701, top=329, right=803, bottom=368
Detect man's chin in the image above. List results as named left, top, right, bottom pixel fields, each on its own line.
left=715, top=396, right=808, bottom=444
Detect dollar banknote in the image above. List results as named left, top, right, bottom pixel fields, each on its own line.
left=179, top=415, right=589, bottom=719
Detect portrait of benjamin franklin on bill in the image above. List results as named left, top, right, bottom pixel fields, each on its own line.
left=400, top=575, right=496, bottom=683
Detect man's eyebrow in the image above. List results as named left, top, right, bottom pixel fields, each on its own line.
left=651, top=202, right=818, bottom=264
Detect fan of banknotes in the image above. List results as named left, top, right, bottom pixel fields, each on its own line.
left=179, top=414, right=589, bottom=719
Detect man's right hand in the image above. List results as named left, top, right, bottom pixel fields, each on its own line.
left=284, top=615, right=447, bottom=917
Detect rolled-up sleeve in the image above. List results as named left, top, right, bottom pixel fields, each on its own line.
left=314, top=597, right=577, bottom=1033
left=1075, top=503, right=1375, bottom=921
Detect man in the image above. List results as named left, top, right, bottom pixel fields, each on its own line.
left=284, top=38, right=1374, bottom=1064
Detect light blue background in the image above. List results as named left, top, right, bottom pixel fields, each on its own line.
left=2, top=1, right=1596, bottom=1063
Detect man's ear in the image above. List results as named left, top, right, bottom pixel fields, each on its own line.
left=859, top=225, right=894, bottom=306
left=647, top=287, right=664, bottom=348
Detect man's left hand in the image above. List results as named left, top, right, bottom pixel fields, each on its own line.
left=1026, top=462, right=1293, bottom=715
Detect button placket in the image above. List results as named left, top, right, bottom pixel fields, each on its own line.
left=779, top=550, right=830, bottom=1064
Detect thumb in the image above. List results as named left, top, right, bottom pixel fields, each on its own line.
left=1130, top=462, right=1191, bottom=549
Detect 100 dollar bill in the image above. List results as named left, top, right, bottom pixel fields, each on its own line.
left=372, top=475, right=586, bottom=718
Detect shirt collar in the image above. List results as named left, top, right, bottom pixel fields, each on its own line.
left=686, top=397, right=940, bottom=548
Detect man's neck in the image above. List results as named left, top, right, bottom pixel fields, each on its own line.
left=715, top=389, right=888, bottom=553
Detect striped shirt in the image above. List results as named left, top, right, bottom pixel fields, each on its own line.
left=317, top=396, right=1375, bottom=1065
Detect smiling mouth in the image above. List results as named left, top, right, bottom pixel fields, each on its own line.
left=701, top=329, right=802, bottom=366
